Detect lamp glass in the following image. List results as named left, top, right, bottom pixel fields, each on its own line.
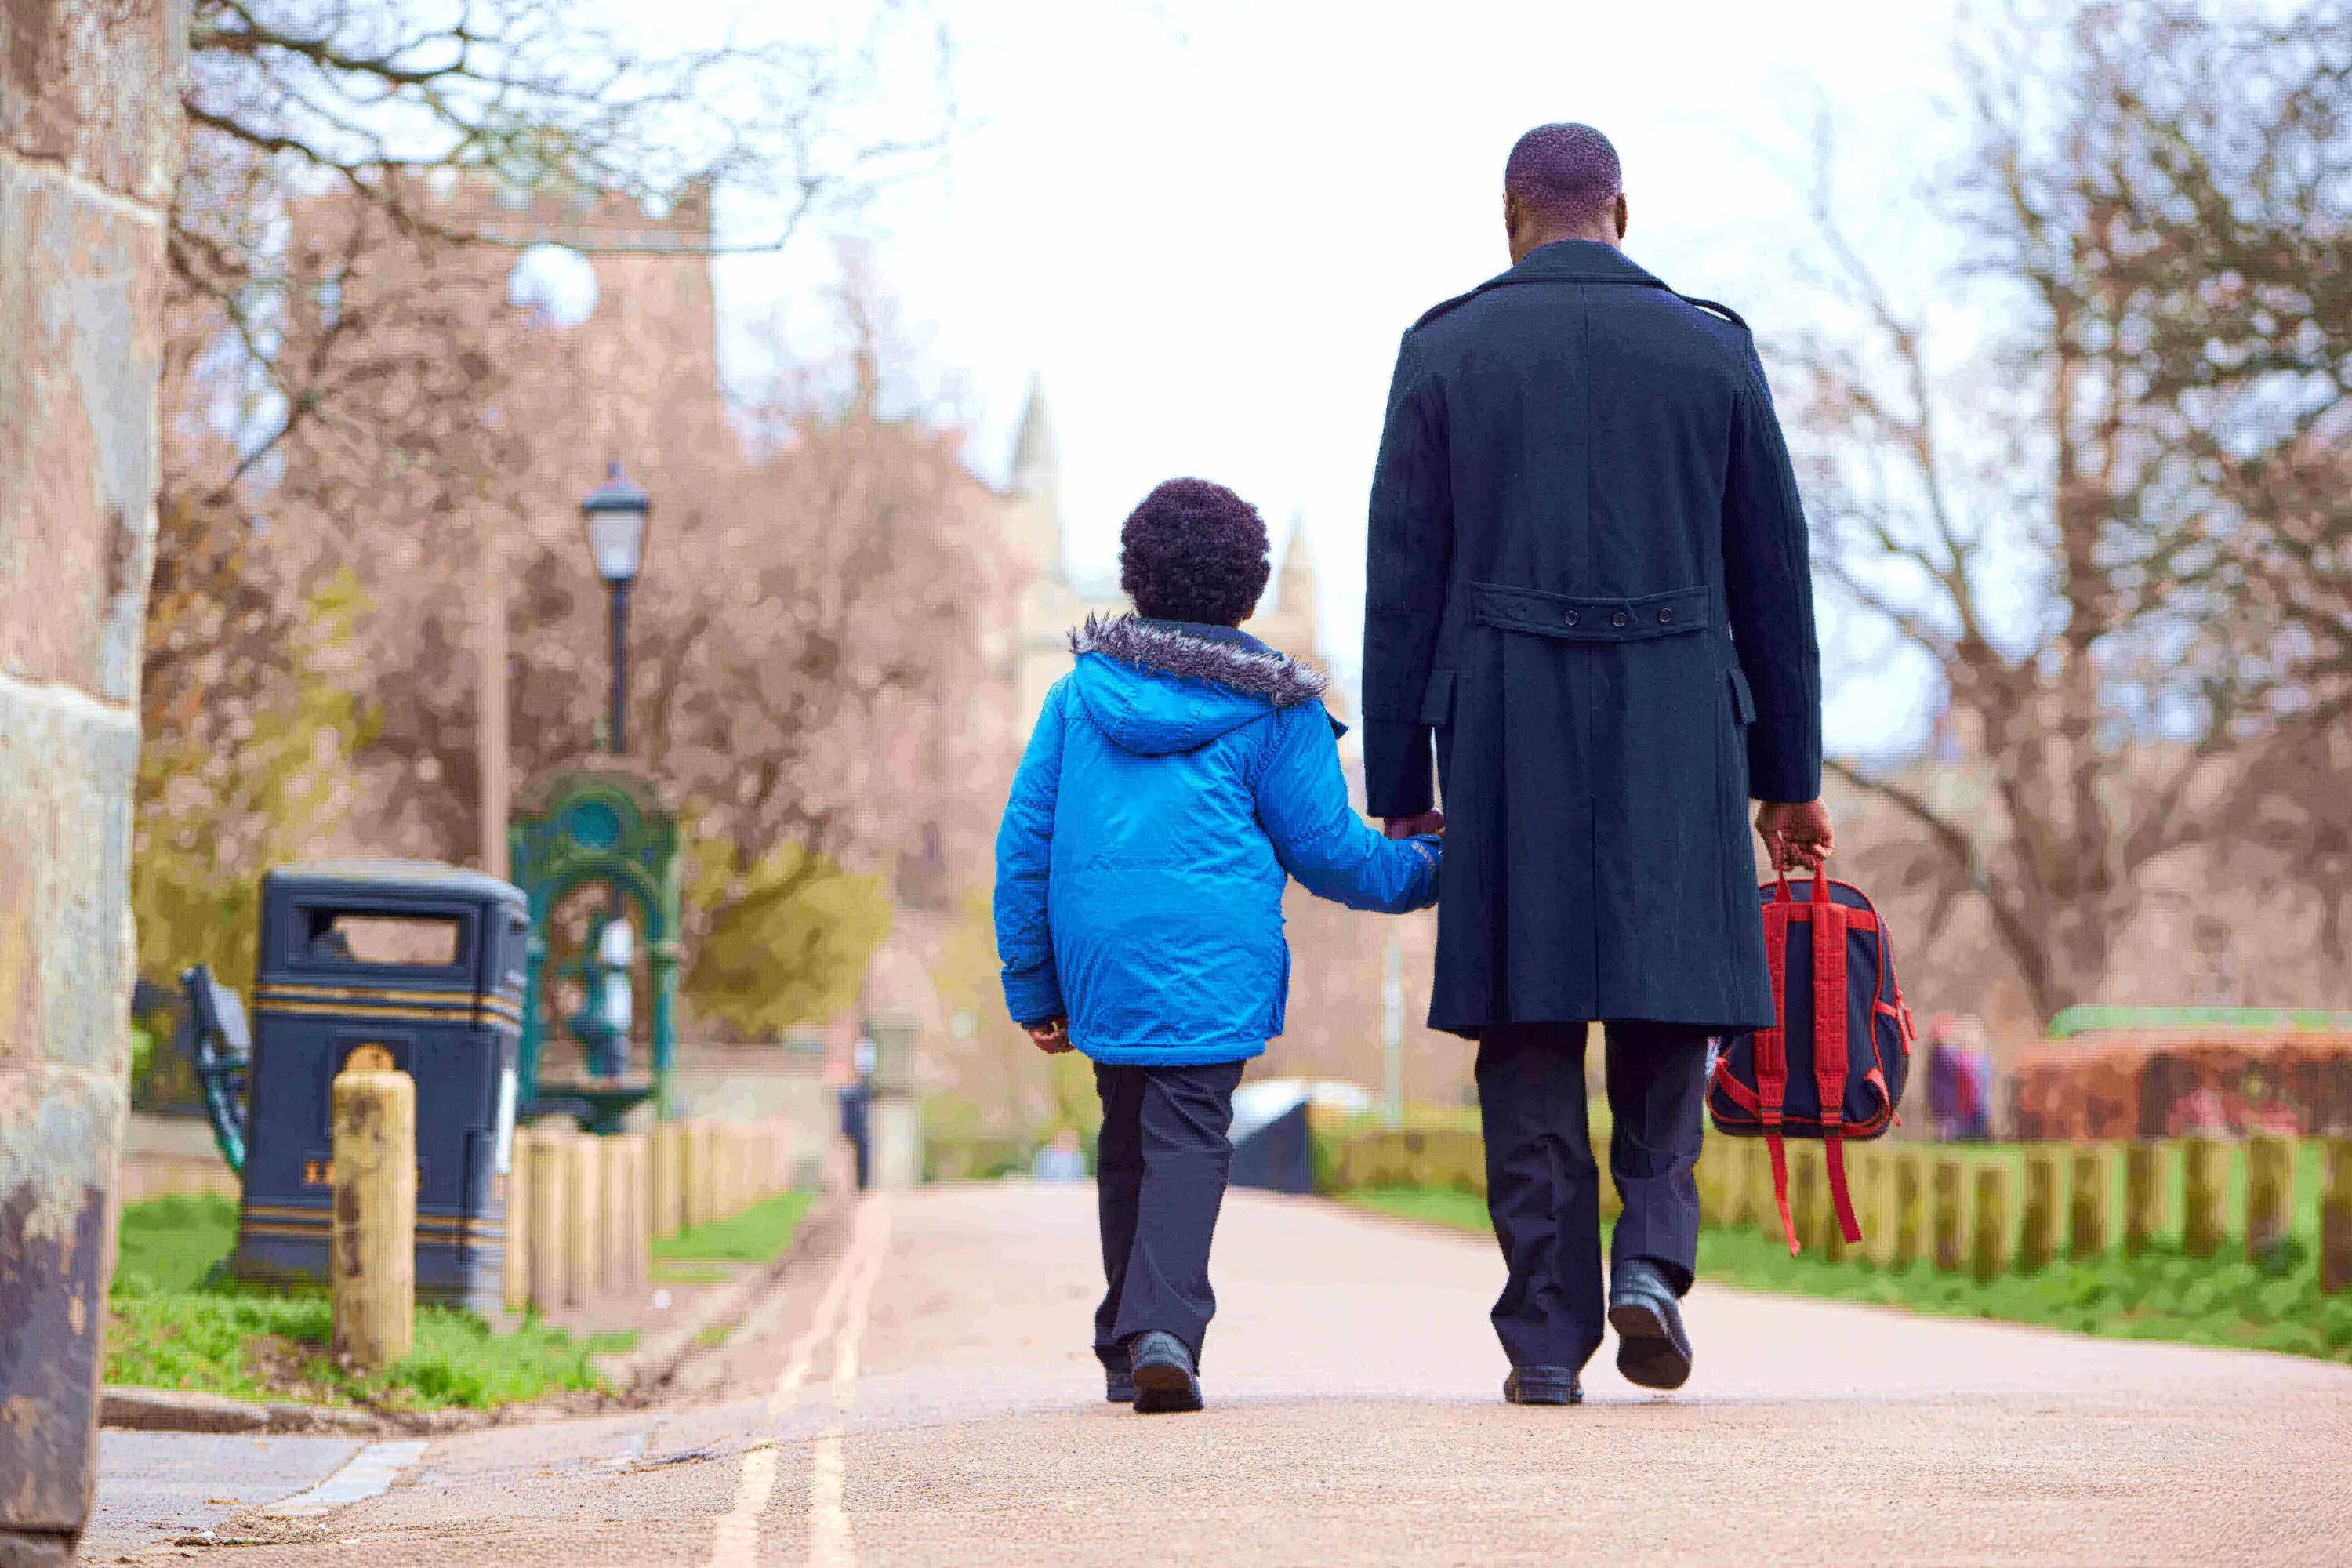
left=583, top=507, right=646, bottom=583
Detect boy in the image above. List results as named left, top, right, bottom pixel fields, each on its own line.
left=994, top=477, right=1440, bottom=1414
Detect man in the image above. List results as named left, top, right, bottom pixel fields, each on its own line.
left=1362, top=123, right=1835, bottom=1405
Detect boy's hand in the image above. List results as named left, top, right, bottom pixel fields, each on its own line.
left=1384, top=810, right=1445, bottom=840
left=1025, top=1019, right=1073, bottom=1054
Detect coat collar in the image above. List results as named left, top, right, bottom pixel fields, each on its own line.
left=1411, top=239, right=1690, bottom=332
left=1496, top=238, right=1663, bottom=289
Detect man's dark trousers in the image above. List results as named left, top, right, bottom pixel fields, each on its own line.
left=1477, top=1022, right=1710, bottom=1373
left=1093, top=1059, right=1245, bottom=1367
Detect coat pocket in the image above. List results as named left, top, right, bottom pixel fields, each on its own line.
left=1418, top=670, right=1457, bottom=727
left=1726, top=664, right=1757, bottom=726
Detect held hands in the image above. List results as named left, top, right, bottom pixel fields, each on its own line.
left=1382, top=810, right=1446, bottom=840
left=1024, top=1018, right=1073, bottom=1054
left=1755, top=799, right=1836, bottom=873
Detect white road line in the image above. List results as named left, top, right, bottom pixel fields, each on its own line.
left=804, top=1433, right=851, bottom=1568
left=828, top=1200, right=891, bottom=1406
left=767, top=1196, right=887, bottom=1413
left=805, top=1196, right=890, bottom=1568
left=708, top=1442, right=779, bottom=1568
left=703, top=1195, right=892, bottom=1568
left=263, top=1439, right=428, bottom=1518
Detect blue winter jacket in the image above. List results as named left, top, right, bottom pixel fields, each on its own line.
left=995, top=616, right=1441, bottom=1067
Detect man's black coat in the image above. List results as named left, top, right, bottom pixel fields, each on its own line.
left=1363, top=239, right=1821, bottom=1036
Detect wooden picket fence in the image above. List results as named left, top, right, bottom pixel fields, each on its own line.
left=1690, top=1132, right=2352, bottom=1290
left=501, top=1115, right=804, bottom=1314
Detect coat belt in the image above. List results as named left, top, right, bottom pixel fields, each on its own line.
left=1468, top=582, right=1711, bottom=643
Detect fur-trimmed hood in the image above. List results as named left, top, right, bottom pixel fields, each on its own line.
left=1066, top=615, right=1330, bottom=757
left=1069, top=615, right=1329, bottom=706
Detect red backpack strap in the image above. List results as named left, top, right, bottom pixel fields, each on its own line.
left=1759, top=875, right=1797, bottom=1254
left=1810, top=874, right=1863, bottom=1244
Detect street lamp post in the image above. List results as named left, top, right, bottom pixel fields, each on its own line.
left=579, top=460, right=652, bottom=754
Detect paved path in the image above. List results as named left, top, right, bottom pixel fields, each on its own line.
left=84, top=1431, right=364, bottom=1559
left=110, top=1183, right=2352, bottom=1566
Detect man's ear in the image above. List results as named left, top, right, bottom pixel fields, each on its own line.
left=1614, top=191, right=1630, bottom=240
left=1503, top=190, right=1523, bottom=245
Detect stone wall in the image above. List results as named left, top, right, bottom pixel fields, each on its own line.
left=0, top=2, right=183, bottom=1559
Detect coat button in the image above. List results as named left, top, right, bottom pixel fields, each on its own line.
left=1611, top=610, right=1629, bottom=628
left=1563, top=609, right=1580, bottom=626
left=1658, top=608, right=1675, bottom=624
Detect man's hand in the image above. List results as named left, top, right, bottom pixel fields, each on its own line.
left=1383, top=810, right=1446, bottom=840
left=1755, top=800, right=1835, bottom=873
left=1024, top=1019, right=1073, bottom=1054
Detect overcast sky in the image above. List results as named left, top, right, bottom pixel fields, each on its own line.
left=695, top=0, right=1978, bottom=753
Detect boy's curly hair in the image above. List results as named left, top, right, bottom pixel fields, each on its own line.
left=1119, top=477, right=1272, bottom=627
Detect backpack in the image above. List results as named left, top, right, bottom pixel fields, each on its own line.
left=1708, top=873, right=1915, bottom=1254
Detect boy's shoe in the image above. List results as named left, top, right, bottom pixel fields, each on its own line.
left=1608, top=1258, right=1694, bottom=1391
left=1125, top=1330, right=1203, bottom=1414
left=1502, top=1367, right=1583, bottom=1406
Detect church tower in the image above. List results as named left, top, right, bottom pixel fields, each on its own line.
left=1004, top=379, right=1065, bottom=583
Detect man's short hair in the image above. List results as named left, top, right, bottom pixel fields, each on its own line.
left=1504, top=122, right=1622, bottom=228
left=1120, top=478, right=1270, bottom=627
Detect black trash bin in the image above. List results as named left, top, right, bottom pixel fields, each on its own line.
left=231, top=861, right=528, bottom=1314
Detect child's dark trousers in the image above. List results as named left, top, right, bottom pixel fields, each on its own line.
left=1091, top=1058, right=1245, bottom=1369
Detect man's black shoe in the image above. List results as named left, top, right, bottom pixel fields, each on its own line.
left=1502, top=1367, right=1583, bottom=1406
left=1125, top=1330, right=1203, bottom=1414
left=1608, top=1258, right=1694, bottom=1391
left=1103, top=1358, right=1136, bottom=1403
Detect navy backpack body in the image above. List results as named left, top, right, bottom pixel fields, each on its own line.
left=1708, top=872, right=1915, bottom=1252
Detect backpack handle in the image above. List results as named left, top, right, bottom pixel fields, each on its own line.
left=1770, top=871, right=1831, bottom=905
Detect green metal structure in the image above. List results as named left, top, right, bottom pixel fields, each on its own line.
left=2046, top=1004, right=2352, bottom=1039
left=508, top=768, right=683, bottom=1130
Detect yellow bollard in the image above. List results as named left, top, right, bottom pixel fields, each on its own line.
left=1933, top=1156, right=1966, bottom=1272
left=564, top=1133, right=601, bottom=1306
left=635, top=1134, right=655, bottom=1287
left=1752, top=1142, right=1786, bottom=1245
left=528, top=1125, right=568, bottom=1312
left=629, top=1134, right=650, bottom=1288
left=2322, top=1138, right=2352, bottom=1295
left=2018, top=1151, right=2060, bottom=1273
left=1893, top=1149, right=1929, bottom=1266
left=1970, top=1164, right=2012, bottom=1284
left=2125, top=1142, right=2165, bottom=1257
left=1783, top=1145, right=1817, bottom=1254
left=2068, top=1146, right=2111, bottom=1261
left=598, top=1135, right=632, bottom=1294
left=652, top=1121, right=683, bottom=1240
left=1694, top=1138, right=1724, bottom=1227
left=1857, top=1146, right=1896, bottom=1266
left=331, top=1067, right=416, bottom=1371
left=503, top=1128, right=534, bottom=1312
left=2245, top=1134, right=2295, bottom=1263
left=684, top=1119, right=715, bottom=1231
left=2181, top=1137, right=2227, bottom=1258
left=1711, top=1140, right=1748, bottom=1229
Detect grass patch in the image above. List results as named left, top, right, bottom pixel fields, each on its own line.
left=652, top=1190, right=815, bottom=1265
left=692, top=1324, right=732, bottom=1348
left=651, top=1263, right=733, bottom=1285
left=1341, top=1184, right=2352, bottom=1365
left=107, top=1192, right=634, bottom=1410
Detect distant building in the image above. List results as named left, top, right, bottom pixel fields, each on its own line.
left=988, top=380, right=1327, bottom=735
